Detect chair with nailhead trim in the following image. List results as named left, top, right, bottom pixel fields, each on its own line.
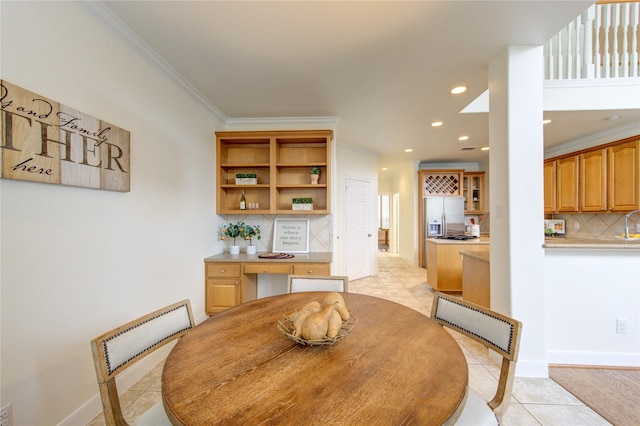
left=431, top=292, right=522, bottom=425
left=90, top=300, right=194, bottom=426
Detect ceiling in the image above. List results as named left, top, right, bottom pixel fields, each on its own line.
left=99, top=1, right=638, bottom=170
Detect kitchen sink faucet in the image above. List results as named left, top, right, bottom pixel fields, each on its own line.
left=624, top=209, right=640, bottom=239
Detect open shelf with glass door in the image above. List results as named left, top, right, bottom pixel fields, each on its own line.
left=463, top=172, right=485, bottom=214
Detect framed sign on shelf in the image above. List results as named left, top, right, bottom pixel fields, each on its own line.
left=273, top=218, right=309, bottom=253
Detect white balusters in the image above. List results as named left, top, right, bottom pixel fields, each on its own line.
left=546, top=2, right=639, bottom=80
left=630, top=2, right=639, bottom=77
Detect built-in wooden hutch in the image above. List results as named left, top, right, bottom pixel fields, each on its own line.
left=216, top=129, right=332, bottom=215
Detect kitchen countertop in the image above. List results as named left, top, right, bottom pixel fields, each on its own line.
left=543, top=237, right=640, bottom=250
left=204, top=252, right=333, bottom=263
left=427, top=235, right=490, bottom=245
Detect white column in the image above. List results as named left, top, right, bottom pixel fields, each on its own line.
left=489, top=46, right=548, bottom=377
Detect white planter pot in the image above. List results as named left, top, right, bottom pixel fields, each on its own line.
left=229, top=245, right=240, bottom=254
left=246, top=245, right=257, bottom=255
left=292, top=203, right=313, bottom=211
left=236, top=178, right=257, bottom=185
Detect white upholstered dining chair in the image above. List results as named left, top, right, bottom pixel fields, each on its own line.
left=90, top=299, right=195, bottom=426
left=431, top=292, right=522, bottom=425
left=287, top=274, right=349, bottom=293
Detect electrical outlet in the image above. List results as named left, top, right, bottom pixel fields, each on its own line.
left=574, top=222, right=580, bottom=230
left=616, top=319, right=628, bottom=334
left=0, top=403, right=11, bottom=426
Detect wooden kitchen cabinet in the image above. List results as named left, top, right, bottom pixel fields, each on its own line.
left=204, top=254, right=332, bottom=315
left=205, top=263, right=242, bottom=314
left=292, top=263, right=330, bottom=275
left=462, top=172, right=485, bottom=213
left=556, top=156, right=580, bottom=212
left=545, top=137, right=639, bottom=214
left=419, top=170, right=464, bottom=197
left=544, top=160, right=557, bottom=213
left=608, top=140, right=639, bottom=211
left=580, top=148, right=607, bottom=212
left=216, top=130, right=332, bottom=214
left=426, top=239, right=490, bottom=292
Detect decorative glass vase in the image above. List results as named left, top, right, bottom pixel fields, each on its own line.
left=311, top=174, right=320, bottom=184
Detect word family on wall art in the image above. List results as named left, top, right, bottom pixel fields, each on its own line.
left=0, top=80, right=130, bottom=192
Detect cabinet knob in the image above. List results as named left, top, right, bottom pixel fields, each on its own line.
left=308, top=270, right=313, bottom=274
left=264, top=269, right=269, bottom=272
left=220, top=269, right=225, bottom=273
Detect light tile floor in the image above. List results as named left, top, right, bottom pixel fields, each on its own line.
left=89, top=252, right=611, bottom=425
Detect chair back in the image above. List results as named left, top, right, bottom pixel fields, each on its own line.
left=431, top=292, right=521, bottom=422
left=287, top=275, right=349, bottom=293
left=90, top=299, right=194, bottom=425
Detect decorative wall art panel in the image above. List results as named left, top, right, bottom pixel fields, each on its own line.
left=0, top=80, right=130, bottom=192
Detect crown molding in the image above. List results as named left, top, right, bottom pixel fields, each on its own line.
left=75, top=0, right=227, bottom=122
left=544, top=121, right=640, bottom=158
left=225, top=116, right=340, bottom=131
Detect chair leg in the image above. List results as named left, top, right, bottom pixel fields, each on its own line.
left=99, top=379, right=130, bottom=426
left=488, top=358, right=517, bottom=423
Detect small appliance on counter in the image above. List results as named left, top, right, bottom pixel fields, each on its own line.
left=545, top=219, right=566, bottom=235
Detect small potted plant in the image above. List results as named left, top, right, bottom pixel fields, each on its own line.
left=220, top=222, right=243, bottom=254
left=240, top=224, right=261, bottom=254
left=292, top=197, right=313, bottom=210
left=310, top=167, right=320, bottom=184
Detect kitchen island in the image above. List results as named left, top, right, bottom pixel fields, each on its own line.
left=426, top=236, right=490, bottom=292
left=460, top=250, right=490, bottom=308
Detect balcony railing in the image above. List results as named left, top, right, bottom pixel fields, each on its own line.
left=545, top=1, right=639, bottom=79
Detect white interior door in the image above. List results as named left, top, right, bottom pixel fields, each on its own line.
left=345, top=177, right=373, bottom=280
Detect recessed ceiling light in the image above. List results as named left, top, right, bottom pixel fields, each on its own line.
left=381, top=167, right=388, bottom=171
left=458, top=136, right=469, bottom=141
left=543, top=119, right=552, bottom=124
left=431, top=121, right=443, bottom=127
left=404, top=148, right=413, bottom=153
left=481, top=146, right=490, bottom=151
left=451, top=86, right=467, bottom=94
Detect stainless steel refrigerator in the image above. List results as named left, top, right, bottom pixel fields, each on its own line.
left=423, top=196, right=465, bottom=265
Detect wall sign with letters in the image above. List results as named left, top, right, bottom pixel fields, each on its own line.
left=273, top=218, right=309, bottom=253
left=0, top=80, right=130, bottom=192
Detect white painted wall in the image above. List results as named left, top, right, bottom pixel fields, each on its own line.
left=1, top=2, right=223, bottom=424
left=545, top=249, right=640, bottom=366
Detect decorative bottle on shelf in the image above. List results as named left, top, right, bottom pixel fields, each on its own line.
left=240, top=190, right=246, bottom=210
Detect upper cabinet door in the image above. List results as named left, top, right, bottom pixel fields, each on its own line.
left=544, top=160, right=557, bottom=214
left=556, top=156, right=579, bottom=213
left=580, top=149, right=607, bottom=212
left=608, top=140, right=639, bottom=212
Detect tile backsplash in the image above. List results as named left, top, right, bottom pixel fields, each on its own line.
left=219, top=214, right=332, bottom=253
left=553, top=213, right=640, bottom=240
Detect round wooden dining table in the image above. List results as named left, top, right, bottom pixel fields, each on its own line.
left=162, top=292, right=468, bottom=426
